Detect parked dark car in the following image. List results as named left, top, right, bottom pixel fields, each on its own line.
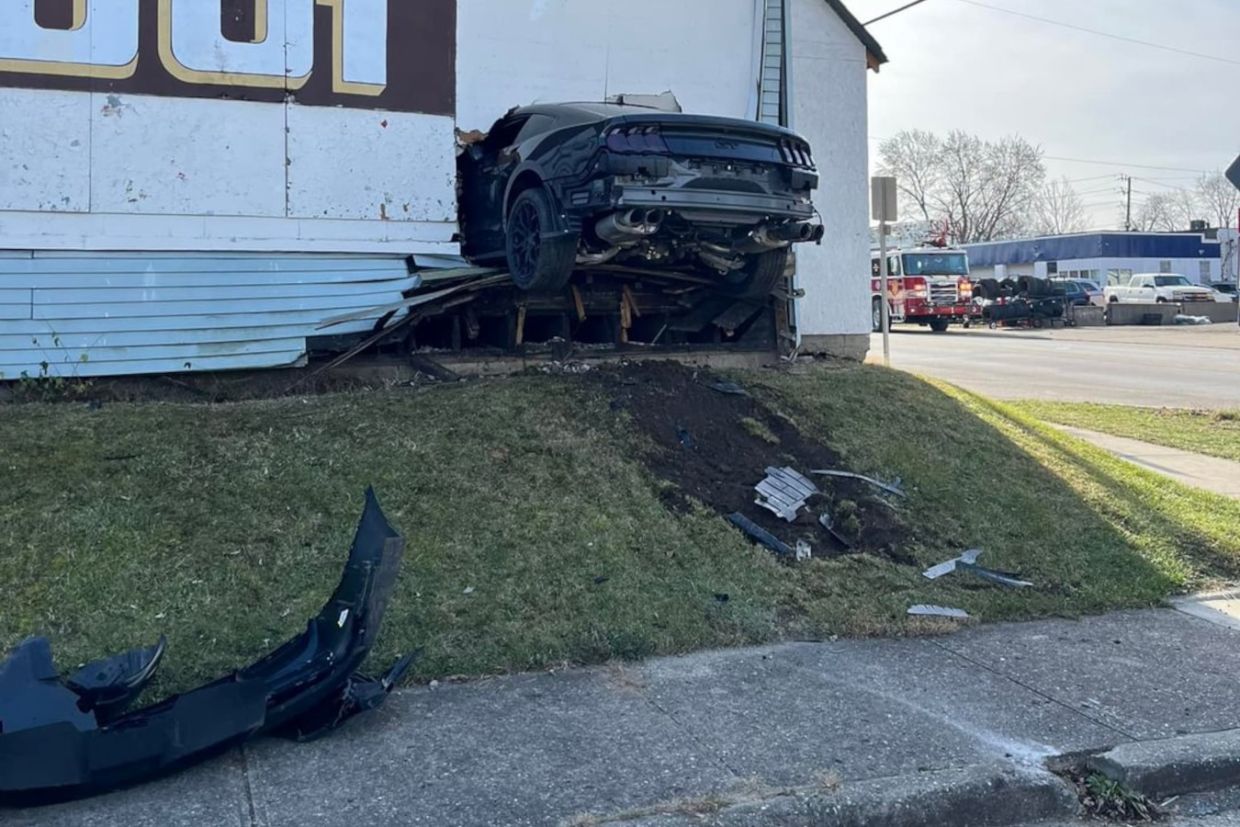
left=1210, top=282, right=1238, bottom=303
left=458, top=102, right=824, bottom=297
left=1054, top=279, right=1105, bottom=307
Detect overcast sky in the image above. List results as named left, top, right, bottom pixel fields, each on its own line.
left=848, top=0, right=1240, bottom=229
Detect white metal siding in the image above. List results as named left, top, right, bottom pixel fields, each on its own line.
left=0, top=254, right=415, bottom=379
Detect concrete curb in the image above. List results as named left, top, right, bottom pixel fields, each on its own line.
left=596, top=763, right=1082, bottom=827
left=1087, top=729, right=1240, bottom=800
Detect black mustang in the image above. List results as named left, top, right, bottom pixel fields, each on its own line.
left=459, top=102, right=824, bottom=297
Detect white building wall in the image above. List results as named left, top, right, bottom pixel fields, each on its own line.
left=789, top=0, right=872, bottom=350
left=0, top=90, right=457, bottom=254
left=455, top=0, right=759, bottom=131
left=974, top=257, right=1222, bottom=284
left=1035, top=258, right=1221, bottom=285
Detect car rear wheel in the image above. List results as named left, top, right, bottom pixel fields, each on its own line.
left=505, top=188, right=576, bottom=292
left=721, top=248, right=791, bottom=300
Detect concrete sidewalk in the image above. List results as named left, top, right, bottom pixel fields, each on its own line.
left=1056, top=425, right=1240, bottom=499
left=9, top=610, right=1240, bottom=827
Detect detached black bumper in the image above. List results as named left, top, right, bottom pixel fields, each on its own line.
left=0, top=489, right=412, bottom=806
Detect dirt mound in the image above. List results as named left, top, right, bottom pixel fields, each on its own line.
left=592, top=361, right=911, bottom=563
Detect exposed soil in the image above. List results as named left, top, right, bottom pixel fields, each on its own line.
left=591, top=361, right=912, bottom=563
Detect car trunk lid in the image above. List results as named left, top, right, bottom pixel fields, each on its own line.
left=603, top=115, right=814, bottom=170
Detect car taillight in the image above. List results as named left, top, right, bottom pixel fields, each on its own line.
left=905, top=277, right=928, bottom=298
left=605, top=125, right=670, bottom=153
left=779, top=139, right=814, bottom=168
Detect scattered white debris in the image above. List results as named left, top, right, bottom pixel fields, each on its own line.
left=908, top=605, right=970, bottom=620
left=923, top=549, right=984, bottom=580
left=755, top=467, right=819, bottom=522
left=811, top=469, right=906, bottom=498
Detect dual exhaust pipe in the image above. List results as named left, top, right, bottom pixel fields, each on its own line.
left=734, top=222, right=824, bottom=253
left=595, top=208, right=666, bottom=245
left=595, top=208, right=824, bottom=253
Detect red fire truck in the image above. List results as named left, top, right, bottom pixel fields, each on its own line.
left=871, top=245, right=974, bottom=333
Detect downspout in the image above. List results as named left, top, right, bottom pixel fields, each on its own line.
left=782, top=0, right=801, bottom=347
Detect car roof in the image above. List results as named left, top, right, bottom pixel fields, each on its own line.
left=512, top=102, right=672, bottom=123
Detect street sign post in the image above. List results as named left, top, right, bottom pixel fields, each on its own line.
left=1227, top=154, right=1240, bottom=192
left=871, top=177, right=898, bottom=367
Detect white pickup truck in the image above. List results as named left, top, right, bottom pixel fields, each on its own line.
left=1104, top=274, right=1216, bottom=305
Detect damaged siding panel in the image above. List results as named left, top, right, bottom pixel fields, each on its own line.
left=0, top=253, right=413, bottom=379
left=0, top=306, right=393, bottom=336
left=5, top=255, right=414, bottom=286
left=0, top=350, right=309, bottom=381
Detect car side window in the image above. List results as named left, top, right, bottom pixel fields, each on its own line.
left=515, top=114, right=556, bottom=144
left=484, top=116, right=531, bottom=151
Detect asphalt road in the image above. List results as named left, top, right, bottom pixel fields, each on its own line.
left=870, top=324, right=1240, bottom=408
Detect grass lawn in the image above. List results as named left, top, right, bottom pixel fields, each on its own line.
left=3, top=365, right=1239, bottom=697
left=1011, top=400, right=1240, bottom=464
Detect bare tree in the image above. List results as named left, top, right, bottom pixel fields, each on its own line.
left=1168, top=188, right=1202, bottom=230
left=1034, top=177, right=1088, bottom=236
left=1197, top=172, right=1240, bottom=229
left=877, top=130, right=942, bottom=222
left=878, top=129, right=1045, bottom=243
left=1132, top=192, right=1175, bottom=231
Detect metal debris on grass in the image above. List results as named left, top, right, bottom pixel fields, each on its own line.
left=923, top=549, right=1033, bottom=589
left=727, top=513, right=795, bottom=559
left=707, top=380, right=748, bottom=397
left=755, top=466, right=818, bottom=522
left=811, top=469, right=906, bottom=499
left=818, top=512, right=854, bottom=551
left=923, top=549, right=984, bottom=580
left=795, top=540, right=813, bottom=562
left=908, top=605, right=970, bottom=620
left=958, top=563, right=1033, bottom=589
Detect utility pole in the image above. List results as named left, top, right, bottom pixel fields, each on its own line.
left=1122, top=175, right=1133, bottom=231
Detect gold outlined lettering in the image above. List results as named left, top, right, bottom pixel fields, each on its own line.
left=0, top=0, right=138, bottom=80
left=158, top=0, right=312, bottom=90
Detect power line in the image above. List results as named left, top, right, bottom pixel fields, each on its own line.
left=1131, top=177, right=1195, bottom=193
left=1043, top=154, right=1212, bottom=174
left=864, top=0, right=932, bottom=26
left=952, top=0, right=1240, bottom=67
left=869, top=135, right=1215, bottom=175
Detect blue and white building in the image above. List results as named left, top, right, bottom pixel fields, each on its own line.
left=964, top=232, right=1224, bottom=287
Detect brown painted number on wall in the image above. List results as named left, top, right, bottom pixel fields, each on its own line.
left=0, top=0, right=456, bottom=116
